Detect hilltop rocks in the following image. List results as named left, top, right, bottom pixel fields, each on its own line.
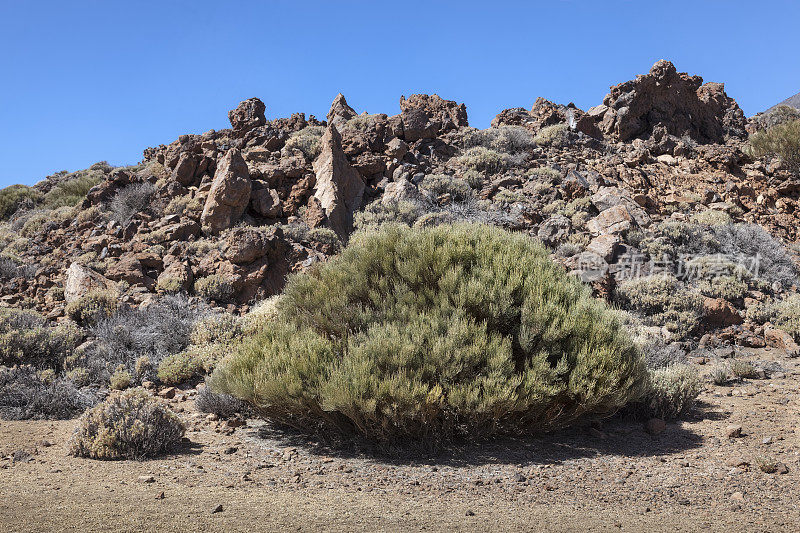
left=493, top=98, right=601, bottom=137
left=312, top=124, right=365, bottom=239
left=201, top=149, right=252, bottom=234
left=228, top=98, right=266, bottom=133
left=399, top=94, right=468, bottom=141
left=327, top=93, right=357, bottom=131
left=593, top=60, right=747, bottom=143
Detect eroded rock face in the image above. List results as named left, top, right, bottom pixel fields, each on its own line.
left=201, top=149, right=252, bottom=234
left=593, top=60, right=747, bottom=143
left=228, top=98, right=266, bottom=133
left=312, top=124, right=365, bottom=239
left=399, top=94, right=468, bottom=141
left=326, top=93, right=357, bottom=131
left=64, top=263, right=117, bottom=302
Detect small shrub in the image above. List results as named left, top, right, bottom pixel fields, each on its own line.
left=210, top=224, right=647, bottom=444
left=755, top=455, right=780, bottom=474
left=307, top=227, right=342, bottom=251
left=0, top=365, right=94, bottom=420
left=534, top=123, right=569, bottom=147
left=344, top=113, right=378, bottom=132
left=419, top=174, right=473, bottom=202
left=696, top=275, right=748, bottom=301
left=455, top=146, right=508, bottom=174
left=155, top=276, right=185, bottom=295
left=284, top=126, right=325, bottom=161
left=730, top=360, right=759, bottom=380
left=90, top=294, right=204, bottom=379
left=157, top=352, right=203, bottom=385
left=749, top=118, right=800, bottom=170
left=354, top=200, right=428, bottom=231
left=195, top=386, right=248, bottom=418
left=461, top=169, right=485, bottom=189
left=65, top=290, right=119, bottom=326
left=67, top=367, right=91, bottom=387
left=771, top=294, right=800, bottom=339
left=691, top=209, right=732, bottom=226
left=109, top=182, right=156, bottom=224
left=0, top=307, right=81, bottom=368
left=109, top=367, right=133, bottom=390
left=710, top=365, right=730, bottom=386
left=43, top=172, right=104, bottom=208
left=0, top=185, right=42, bottom=220
left=463, top=126, right=536, bottom=153
left=195, top=274, right=234, bottom=302
left=713, top=224, right=797, bottom=288
left=70, top=388, right=185, bottom=460
left=641, top=364, right=703, bottom=420
left=616, top=275, right=703, bottom=338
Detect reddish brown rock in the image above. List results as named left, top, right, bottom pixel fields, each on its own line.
left=228, top=98, right=266, bottom=133
left=702, top=298, right=743, bottom=328
left=201, top=149, right=252, bottom=234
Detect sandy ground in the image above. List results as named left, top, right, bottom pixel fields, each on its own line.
left=2, top=347, right=799, bottom=532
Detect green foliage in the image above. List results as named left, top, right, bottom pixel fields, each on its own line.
left=730, top=360, right=759, bottom=380
left=344, top=113, right=378, bottom=132
left=641, top=364, right=702, bottom=420
left=285, top=126, right=325, bottom=161
left=749, top=118, right=800, bottom=169
left=354, top=200, right=428, bottom=231
left=70, top=388, right=185, bottom=460
left=696, top=275, right=748, bottom=301
left=455, top=146, right=509, bottom=174
left=157, top=351, right=203, bottom=385
left=65, top=290, right=119, bottom=326
left=419, top=174, right=473, bottom=202
left=0, top=307, right=81, bottom=369
left=194, top=274, right=234, bottom=302
left=308, top=227, right=342, bottom=251
left=210, top=224, right=647, bottom=443
left=109, top=367, right=133, bottom=390
left=43, top=171, right=104, bottom=208
left=691, top=209, right=732, bottom=226
left=770, top=294, right=800, bottom=339
left=616, top=275, right=703, bottom=338
left=534, top=124, right=569, bottom=147
left=0, top=185, right=42, bottom=220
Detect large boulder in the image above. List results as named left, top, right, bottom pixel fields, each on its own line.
left=399, top=94, right=468, bottom=141
left=312, top=124, right=365, bottom=239
left=64, top=263, right=117, bottom=303
left=326, top=93, right=357, bottom=131
left=228, top=98, right=266, bottom=133
left=592, top=60, right=747, bottom=143
left=201, top=149, right=252, bottom=234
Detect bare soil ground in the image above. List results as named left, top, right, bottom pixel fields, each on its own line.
left=2, top=347, right=799, bottom=532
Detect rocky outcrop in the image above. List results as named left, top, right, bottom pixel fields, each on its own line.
left=228, top=98, right=266, bottom=134
left=64, top=263, right=117, bottom=302
left=399, top=94, right=468, bottom=141
left=201, top=149, right=252, bottom=234
left=592, top=60, right=747, bottom=143
left=492, top=98, right=601, bottom=137
left=312, top=124, right=365, bottom=239
left=327, top=94, right=357, bottom=131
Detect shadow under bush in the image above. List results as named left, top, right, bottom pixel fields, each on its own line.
left=210, top=224, right=648, bottom=446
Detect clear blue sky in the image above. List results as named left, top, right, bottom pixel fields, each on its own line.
left=1, top=0, right=799, bottom=186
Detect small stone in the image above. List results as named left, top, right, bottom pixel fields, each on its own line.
left=206, top=413, right=219, bottom=422
left=142, top=381, right=155, bottom=390
left=730, top=491, right=745, bottom=503
left=725, top=425, right=743, bottom=438
left=645, top=418, right=666, bottom=436
left=159, top=387, right=176, bottom=399
left=223, top=447, right=238, bottom=455
left=776, top=463, right=789, bottom=474
left=155, top=491, right=165, bottom=499
left=762, top=436, right=774, bottom=445
left=512, top=473, right=527, bottom=483
left=465, top=510, right=475, bottom=516
left=226, top=417, right=245, bottom=428
left=138, top=475, right=155, bottom=483
left=211, top=504, right=224, bottom=514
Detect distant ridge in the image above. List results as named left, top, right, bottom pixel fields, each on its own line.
left=767, top=91, right=800, bottom=112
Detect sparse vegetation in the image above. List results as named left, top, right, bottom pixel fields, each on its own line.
left=0, top=307, right=81, bottom=369
left=70, top=388, right=185, bottom=460
left=195, top=274, right=234, bottom=302
left=0, top=365, right=95, bottom=420
left=641, top=364, right=703, bottom=420
left=0, top=185, right=42, bottom=220
left=210, top=224, right=647, bottom=444
left=109, top=182, right=156, bottom=224
left=65, top=290, right=119, bottom=326
left=285, top=126, right=325, bottom=161
left=616, top=275, right=703, bottom=338
left=749, top=118, right=800, bottom=170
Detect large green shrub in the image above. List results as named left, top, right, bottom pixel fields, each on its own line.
left=0, top=185, right=42, bottom=220
left=749, top=118, right=800, bottom=170
left=210, top=224, right=647, bottom=443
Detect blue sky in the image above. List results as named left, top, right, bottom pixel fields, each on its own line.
left=1, top=0, right=799, bottom=186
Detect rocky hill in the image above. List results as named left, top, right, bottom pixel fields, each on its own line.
left=769, top=91, right=800, bottom=112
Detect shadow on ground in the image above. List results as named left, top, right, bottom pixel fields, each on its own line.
left=248, top=413, right=706, bottom=467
